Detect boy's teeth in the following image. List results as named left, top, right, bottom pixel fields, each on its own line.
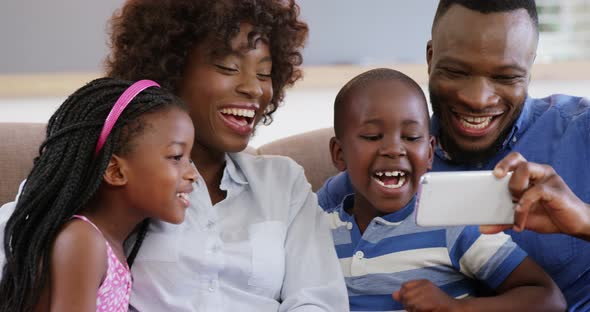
left=220, top=108, right=255, bottom=118
left=373, top=175, right=406, bottom=189
left=375, top=170, right=405, bottom=177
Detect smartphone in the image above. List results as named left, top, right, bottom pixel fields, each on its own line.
left=415, top=171, right=515, bottom=227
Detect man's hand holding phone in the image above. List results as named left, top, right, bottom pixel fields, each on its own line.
left=480, top=152, right=590, bottom=242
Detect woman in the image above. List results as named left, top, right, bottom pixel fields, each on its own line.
left=106, top=0, right=348, bottom=310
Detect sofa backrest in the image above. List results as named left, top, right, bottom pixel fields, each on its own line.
left=0, top=123, right=337, bottom=205
left=0, top=123, right=46, bottom=206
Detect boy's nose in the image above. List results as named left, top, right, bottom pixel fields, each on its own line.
left=379, top=139, right=406, bottom=158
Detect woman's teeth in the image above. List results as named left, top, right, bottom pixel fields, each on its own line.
left=220, top=108, right=255, bottom=118
left=459, top=115, right=492, bottom=129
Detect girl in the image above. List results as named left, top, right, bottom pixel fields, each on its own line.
left=105, top=0, right=349, bottom=310
left=0, top=78, right=199, bottom=311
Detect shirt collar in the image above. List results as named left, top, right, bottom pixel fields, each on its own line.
left=338, top=194, right=416, bottom=224
left=431, top=96, right=533, bottom=161
left=220, top=153, right=248, bottom=191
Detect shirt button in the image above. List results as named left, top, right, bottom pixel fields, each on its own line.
left=346, top=222, right=353, bottom=230
left=512, top=136, right=518, bottom=143
left=208, top=280, right=217, bottom=292
left=355, top=250, right=364, bottom=259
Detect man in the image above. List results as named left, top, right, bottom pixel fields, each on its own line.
left=318, top=1, right=590, bottom=310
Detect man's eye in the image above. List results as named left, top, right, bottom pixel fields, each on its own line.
left=444, top=68, right=467, bottom=77
left=493, top=75, right=521, bottom=82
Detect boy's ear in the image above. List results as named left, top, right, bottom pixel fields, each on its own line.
left=103, top=155, right=128, bottom=186
left=427, top=135, right=435, bottom=170
left=329, top=136, right=347, bottom=172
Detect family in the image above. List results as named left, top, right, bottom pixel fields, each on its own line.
left=0, top=0, right=589, bottom=311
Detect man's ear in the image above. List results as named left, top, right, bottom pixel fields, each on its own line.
left=103, top=155, right=128, bottom=186
left=427, top=135, right=435, bottom=170
left=426, top=40, right=433, bottom=74
left=329, top=136, right=347, bottom=172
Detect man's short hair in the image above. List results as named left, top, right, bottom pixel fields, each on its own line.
left=432, top=0, right=539, bottom=34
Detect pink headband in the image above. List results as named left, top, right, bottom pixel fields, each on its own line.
left=95, top=79, right=161, bottom=155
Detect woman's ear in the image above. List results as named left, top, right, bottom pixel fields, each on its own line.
left=329, top=136, right=347, bottom=172
left=427, top=135, right=435, bottom=170
left=103, top=155, right=128, bottom=186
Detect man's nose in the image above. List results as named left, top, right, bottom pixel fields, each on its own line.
left=456, top=77, right=500, bottom=110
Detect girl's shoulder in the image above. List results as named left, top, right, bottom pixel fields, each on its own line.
left=51, top=219, right=108, bottom=283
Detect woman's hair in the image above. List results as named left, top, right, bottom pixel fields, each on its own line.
left=0, top=77, right=185, bottom=312
left=105, top=0, right=308, bottom=124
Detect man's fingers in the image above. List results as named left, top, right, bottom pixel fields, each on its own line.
left=514, top=184, right=558, bottom=232
left=508, top=162, right=556, bottom=199
left=494, top=152, right=527, bottom=177
left=479, top=224, right=512, bottom=234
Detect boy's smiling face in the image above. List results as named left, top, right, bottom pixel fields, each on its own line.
left=331, top=79, right=434, bottom=215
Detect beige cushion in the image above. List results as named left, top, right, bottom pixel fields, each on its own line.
left=257, top=127, right=337, bottom=192
left=0, top=123, right=46, bottom=205
left=0, top=124, right=337, bottom=205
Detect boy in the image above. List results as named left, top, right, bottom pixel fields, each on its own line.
left=324, top=68, right=565, bottom=311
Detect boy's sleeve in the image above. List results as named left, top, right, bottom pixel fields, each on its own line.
left=447, top=226, right=527, bottom=289
left=317, top=172, right=354, bottom=210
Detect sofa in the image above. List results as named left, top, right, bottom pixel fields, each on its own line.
left=0, top=122, right=339, bottom=206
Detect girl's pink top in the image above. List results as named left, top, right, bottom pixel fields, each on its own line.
left=72, top=215, right=132, bottom=312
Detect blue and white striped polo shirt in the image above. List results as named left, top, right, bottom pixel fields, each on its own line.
left=324, top=194, right=527, bottom=312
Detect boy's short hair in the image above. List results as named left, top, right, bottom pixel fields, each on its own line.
left=333, top=68, right=428, bottom=138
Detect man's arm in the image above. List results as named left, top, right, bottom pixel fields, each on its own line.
left=481, top=152, right=590, bottom=242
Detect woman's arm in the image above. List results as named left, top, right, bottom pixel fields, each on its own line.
left=46, top=220, right=107, bottom=311
left=279, top=170, right=349, bottom=312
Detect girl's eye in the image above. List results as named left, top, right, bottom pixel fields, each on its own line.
left=170, top=155, right=183, bottom=161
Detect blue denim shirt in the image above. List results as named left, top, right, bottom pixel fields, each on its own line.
left=318, top=95, right=590, bottom=310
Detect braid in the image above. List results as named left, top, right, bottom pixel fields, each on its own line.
left=0, top=77, right=186, bottom=312
left=126, top=219, right=150, bottom=267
